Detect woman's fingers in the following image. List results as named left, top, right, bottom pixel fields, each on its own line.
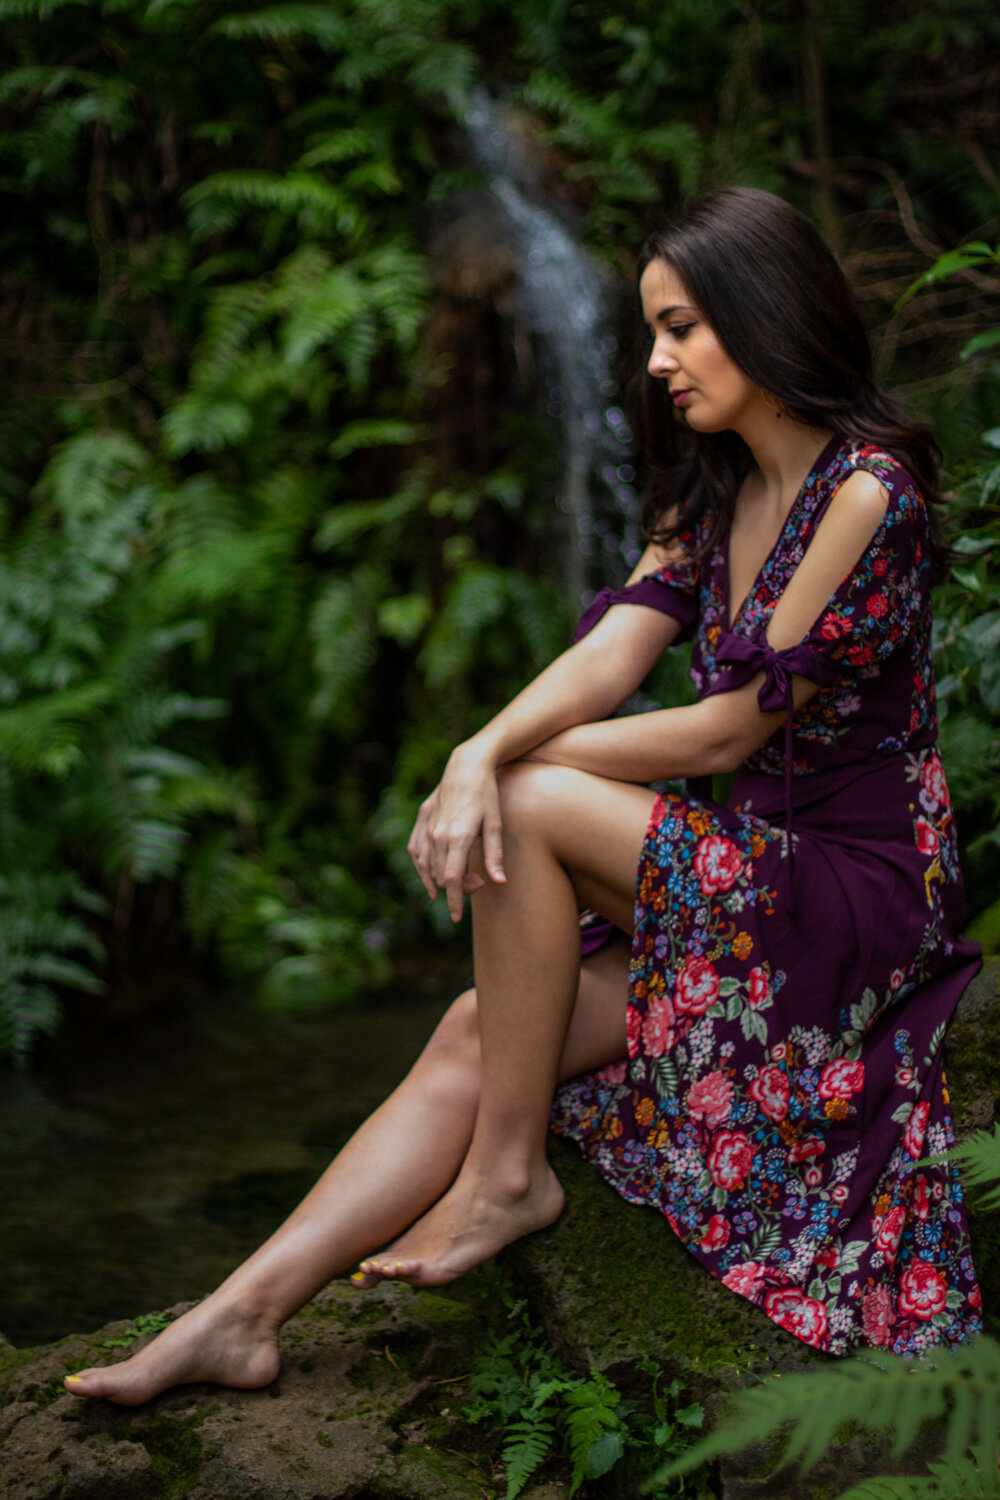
left=481, top=801, right=506, bottom=885
left=407, top=796, right=439, bottom=900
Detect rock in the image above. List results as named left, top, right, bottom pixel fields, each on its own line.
left=2, top=961, right=995, bottom=1500
left=0, top=1285, right=501, bottom=1500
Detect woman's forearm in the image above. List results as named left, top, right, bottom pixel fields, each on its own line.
left=459, top=606, right=682, bottom=770
left=524, top=691, right=787, bottom=783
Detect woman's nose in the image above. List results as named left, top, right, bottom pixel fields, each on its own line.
left=647, top=338, right=676, bottom=379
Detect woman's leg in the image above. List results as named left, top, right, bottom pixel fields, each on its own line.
left=63, top=920, right=636, bottom=1405
left=361, top=763, right=654, bottom=1286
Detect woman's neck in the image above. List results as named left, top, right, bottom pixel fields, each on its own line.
left=737, top=416, right=837, bottom=510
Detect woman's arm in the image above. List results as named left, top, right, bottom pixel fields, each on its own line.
left=408, top=541, right=686, bottom=917
left=528, top=470, right=891, bottom=783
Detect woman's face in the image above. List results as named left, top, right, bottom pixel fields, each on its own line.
left=639, top=258, right=759, bottom=433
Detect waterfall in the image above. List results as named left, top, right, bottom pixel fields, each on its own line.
left=463, top=90, right=642, bottom=604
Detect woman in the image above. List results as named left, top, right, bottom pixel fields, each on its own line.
left=65, top=187, right=982, bottom=1404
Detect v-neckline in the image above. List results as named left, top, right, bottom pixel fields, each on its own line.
left=724, top=433, right=843, bottom=631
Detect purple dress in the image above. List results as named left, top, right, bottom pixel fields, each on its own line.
left=551, top=437, right=984, bottom=1356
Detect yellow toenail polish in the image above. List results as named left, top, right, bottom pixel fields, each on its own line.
left=350, top=1272, right=366, bottom=1284
left=66, top=1375, right=84, bottom=1384
left=395, top=1261, right=404, bottom=1269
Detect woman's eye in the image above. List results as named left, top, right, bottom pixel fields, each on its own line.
left=670, top=323, right=695, bottom=340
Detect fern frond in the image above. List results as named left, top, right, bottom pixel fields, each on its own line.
left=210, top=4, right=353, bottom=50
left=502, top=1413, right=557, bottom=1499
left=405, top=37, right=477, bottom=112
left=183, top=170, right=362, bottom=241
left=419, top=566, right=508, bottom=688
left=945, top=1126, right=1000, bottom=1212
left=652, top=1337, right=1000, bottom=1483
left=328, top=419, right=422, bottom=462
left=563, top=1373, right=621, bottom=1494
left=839, top=1445, right=1000, bottom=1498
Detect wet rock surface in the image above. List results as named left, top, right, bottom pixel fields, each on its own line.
left=1, top=960, right=995, bottom=1499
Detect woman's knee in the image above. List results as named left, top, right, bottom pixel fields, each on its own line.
left=497, top=760, right=583, bottom=838
left=420, top=988, right=481, bottom=1099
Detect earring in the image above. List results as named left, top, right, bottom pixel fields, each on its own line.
left=761, top=390, right=784, bottom=419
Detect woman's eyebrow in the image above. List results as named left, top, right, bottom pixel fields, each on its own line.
left=646, top=304, right=698, bottom=324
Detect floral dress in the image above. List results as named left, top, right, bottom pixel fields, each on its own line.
left=551, top=436, right=983, bottom=1357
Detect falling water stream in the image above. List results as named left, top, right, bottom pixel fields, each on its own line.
left=464, top=89, right=643, bottom=601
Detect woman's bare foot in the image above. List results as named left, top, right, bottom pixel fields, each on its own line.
left=63, top=1295, right=280, bottom=1406
left=359, top=1163, right=564, bottom=1288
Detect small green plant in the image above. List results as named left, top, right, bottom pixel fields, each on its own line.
left=464, top=1269, right=711, bottom=1497
left=100, top=1309, right=176, bottom=1350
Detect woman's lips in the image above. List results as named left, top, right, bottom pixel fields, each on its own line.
left=671, top=389, right=693, bottom=407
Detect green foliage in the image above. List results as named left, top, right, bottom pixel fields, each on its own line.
left=0, top=0, right=997, bottom=1060
left=463, top=1270, right=710, bottom=1497
left=941, top=1127, right=1000, bottom=1215
left=101, top=1309, right=176, bottom=1350
left=837, top=1447, right=1000, bottom=1499
left=653, top=1339, right=1000, bottom=1486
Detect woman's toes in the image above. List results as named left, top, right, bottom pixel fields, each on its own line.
left=64, top=1370, right=106, bottom=1399
left=348, top=1270, right=380, bottom=1290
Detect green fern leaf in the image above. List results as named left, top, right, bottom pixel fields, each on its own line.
left=210, top=4, right=353, bottom=50
left=652, top=1337, right=1000, bottom=1483
left=943, top=1126, right=1000, bottom=1212
left=502, top=1414, right=556, bottom=1499
left=838, top=1444, right=1000, bottom=1498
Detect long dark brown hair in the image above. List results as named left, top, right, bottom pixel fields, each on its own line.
left=629, top=187, right=951, bottom=579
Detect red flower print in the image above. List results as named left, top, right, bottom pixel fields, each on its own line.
left=848, top=643, right=874, bottom=666
left=915, top=817, right=939, bottom=857
left=788, top=1134, right=825, bottom=1163
left=862, top=1284, right=893, bottom=1347
left=898, top=1261, right=947, bottom=1321
left=626, top=1005, right=641, bottom=1060
left=866, top=593, right=888, bottom=618
left=903, top=1100, right=930, bottom=1159
left=873, top=556, right=888, bottom=577
left=675, top=955, right=720, bottom=1016
left=913, top=1174, right=931, bottom=1221
left=596, top=1060, right=627, bottom=1086
left=815, top=1244, right=838, bottom=1269
left=818, top=1058, right=865, bottom=1098
left=769, top=1040, right=788, bottom=1062
left=763, top=1287, right=829, bottom=1347
left=804, top=1164, right=823, bottom=1188
left=920, top=754, right=950, bottom=809
left=820, top=613, right=846, bottom=640
left=693, top=834, right=743, bottom=895
left=749, top=1064, right=790, bottom=1121
left=708, top=1129, right=754, bottom=1190
left=970, top=1285, right=982, bottom=1310
left=747, top=966, right=771, bottom=1009
left=687, top=1069, right=734, bottom=1128
left=642, top=991, right=676, bottom=1058
left=722, top=1261, right=765, bottom=1298
left=875, top=1204, right=906, bottom=1264
left=831, top=1183, right=849, bottom=1203
left=701, top=1213, right=730, bottom=1251
left=895, top=1065, right=914, bottom=1086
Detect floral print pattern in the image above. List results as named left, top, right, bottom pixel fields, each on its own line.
left=553, top=439, right=983, bottom=1356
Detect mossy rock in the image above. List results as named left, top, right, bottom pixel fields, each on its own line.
left=0, top=1282, right=497, bottom=1499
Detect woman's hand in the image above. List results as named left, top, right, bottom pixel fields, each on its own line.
left=407, top=745, right=507, bottom=922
